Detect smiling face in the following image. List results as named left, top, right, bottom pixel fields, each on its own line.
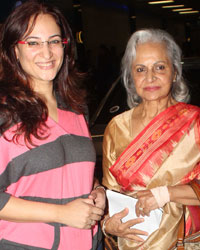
left=15, top=14, right=64, bottom=89
left=132, top=42, right=176, bottom=103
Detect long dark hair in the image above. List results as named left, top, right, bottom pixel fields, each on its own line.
left=0, top=0, right=86, bottom=145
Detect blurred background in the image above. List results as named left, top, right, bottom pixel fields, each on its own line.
left=1, top=0, right=200, bottom=106
left=1, top=0, right=200, bottom=179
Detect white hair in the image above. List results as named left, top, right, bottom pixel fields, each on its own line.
left=121, top=28, right=190, bottom=108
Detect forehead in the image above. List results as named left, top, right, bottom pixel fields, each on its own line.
left=24, top=14, right=61, bottom=38
left=134, top=42, right=170, bottom=63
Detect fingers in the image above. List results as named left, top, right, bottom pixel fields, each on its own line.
left=90, top=213, right=102, bottom=222
left=125, top=227, right=148, bottom=241
left=124, top=217, right=144, bottom=228
left=83, top=198, right=104, bottom=221
left=88, top=190, right=106, bottom=210
left=136, top=203, right=150, bottom=217
left=84, top=219, right=97, bottom=229
left=88, top=192, right=97, bottom=200
left=84, top=198, right=95, bottom=205
left=62, top=198, right=104, bottom=229
left=92, top=205, right=104, bottom=217
left=120, top=218, right=148, bottom=237
left=135, top=201, right=143, bottom=217
left=136, top=190, right=151, bottom=198
left=135, top=191, right=156, bottom=216
left=125, top=233, right=145, bottom=242
left=114, top=207, right=129, bottom=219
left=129, top=227, right=148, bottom=236
left=106, top=213, right=148, bottom=242
left=83, top=198, right=104, bottom=216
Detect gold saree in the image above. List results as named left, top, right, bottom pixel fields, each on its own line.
left=102, top=103, right=200, bottom=250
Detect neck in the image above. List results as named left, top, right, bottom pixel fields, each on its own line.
left=31, top=80, right=55, bottom=103
left=31, top=80, right=58, bottom=121
left=139, top=97, right=176, bottom=126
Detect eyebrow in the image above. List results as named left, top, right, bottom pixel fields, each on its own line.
left=24, top=34, right=62, bottom=40
left=134, top=61, right=167, bottom=66
left=154, top=60, right=167, bottom=64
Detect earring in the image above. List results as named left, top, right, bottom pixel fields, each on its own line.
left=173, top=73, right=177, bottom=83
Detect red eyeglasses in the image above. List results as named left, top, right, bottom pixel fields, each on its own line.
left=18, top=38, right=69, bottom=50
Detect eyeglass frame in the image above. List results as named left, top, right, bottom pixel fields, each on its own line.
left=17, top=38, right=69, bottom=49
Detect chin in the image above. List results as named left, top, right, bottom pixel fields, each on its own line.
left=39, top=73, right=58, bottom=82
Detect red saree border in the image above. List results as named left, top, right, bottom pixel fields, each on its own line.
left=110, top=103, right=200, bottom=191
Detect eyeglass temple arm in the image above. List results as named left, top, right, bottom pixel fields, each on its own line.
left=18, top=41, right=26, bottom=44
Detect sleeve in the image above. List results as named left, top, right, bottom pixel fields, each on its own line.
left=102, top=120, right=121, bottom=192
left=190, top=179, right=200, bottom=201
left=0, top=136, right=12, bottom=211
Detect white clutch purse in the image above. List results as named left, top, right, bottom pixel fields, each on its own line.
left=106, top=189, right=163, bottom=240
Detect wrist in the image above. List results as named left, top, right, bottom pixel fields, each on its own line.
left=102, top=216, right=111, bottom=237
left=151, top=186, right=170, bottom=208
left=94, top=185, right=106, bottom=192
left=54, top=204, right=65, bottom=224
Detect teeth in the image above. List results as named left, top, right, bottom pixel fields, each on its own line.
left=37, top=62, right=53, bottom=66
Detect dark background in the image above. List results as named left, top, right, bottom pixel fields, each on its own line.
left=1, top=1, right=200, bottom=182
left=1, top=0, right=200, bottom=109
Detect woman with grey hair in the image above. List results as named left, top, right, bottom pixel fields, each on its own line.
left=102, top=28, right=200, bottom=249
left=122, top=28, right=190, bottom=108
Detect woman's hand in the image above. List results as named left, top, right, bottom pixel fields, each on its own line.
left=135, top=190, right=159, bottom=217
left=104, top=208, right=148, bottom=242
left=89, top=187, right=106, bottom=210
left=58, top=198, right=104, bottom=229
left=0, top=196, right=103, bottom=229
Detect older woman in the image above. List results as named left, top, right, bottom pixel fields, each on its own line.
left=0, top=0, right=105, bottom=249
left=102, top=29, right=200, bottom=249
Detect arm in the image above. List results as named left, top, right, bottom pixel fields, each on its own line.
left=102, top=120, right=148, bottom=240
left=168, top=184, right=200, bottom=205
left=102, top=121, right=122, bottom=192
left=0, top=195, right=104, bottom=229
left=135, top=184, right=200, bottom=217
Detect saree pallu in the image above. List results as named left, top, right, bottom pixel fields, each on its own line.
left=102, top=102, right=200, bottom=250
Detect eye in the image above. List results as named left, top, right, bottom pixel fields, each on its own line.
left=136, top=66, right=146, bottom=73
left=155, top=64, right=166, bottom=71
left=27, top=41, right=40, bottom=47
left=49, top=39, right=61, bottom=45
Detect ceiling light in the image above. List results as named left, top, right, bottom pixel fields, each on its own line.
left=172, top=8, right=192, bottom=12
left=179, top=10, right=199, bottom=14
left=148, top=0, right=174, bottom=5
left=162, top=5, right=184, bottom=8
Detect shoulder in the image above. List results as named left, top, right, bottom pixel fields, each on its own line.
left=56, top=91, right=88, bottom=119
left=177, top=102, right=200, bottom=114
left=106, top=108, right=134, bottom=131
left=104, top=108, right=134, bottom=142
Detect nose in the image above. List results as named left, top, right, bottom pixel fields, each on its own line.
left=40, top=43, right=53, bottom=59
left=146, top=68, right=156, bottom=83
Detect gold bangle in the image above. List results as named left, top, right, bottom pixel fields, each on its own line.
left=102, top=216, right=111, bottom=238
left=95, top=185, right=106, bottom=192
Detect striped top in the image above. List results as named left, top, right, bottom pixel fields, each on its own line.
left=0, top=106, right=99, bottom=250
